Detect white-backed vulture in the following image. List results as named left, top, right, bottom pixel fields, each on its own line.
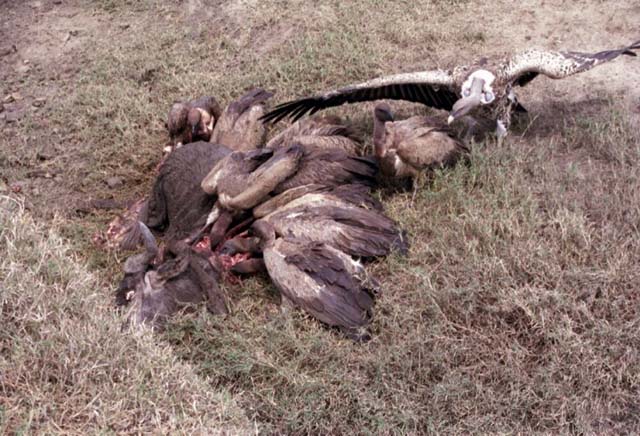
left=260, top=40, right=640, bottom=136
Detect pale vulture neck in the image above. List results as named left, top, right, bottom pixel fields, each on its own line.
left=372, top=117, right=387, bottom=157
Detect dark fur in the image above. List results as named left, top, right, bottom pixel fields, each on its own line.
left=143, top=141, right=231, bottom=240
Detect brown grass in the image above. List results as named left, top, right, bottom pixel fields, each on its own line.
left=0, top=196, right=250, bottom=434
left=1, top=0, right=640, bottom=434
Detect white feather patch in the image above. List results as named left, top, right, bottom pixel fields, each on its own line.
left=285, top=212, right=304, bottom=219
left=496, top=120, right=508, bottom=137
left=461, top=69, right=497, bottom=103
left=394, top=155, right=403, bottom=171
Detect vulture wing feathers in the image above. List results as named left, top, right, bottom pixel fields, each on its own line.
left=210, top=88, right=273, bottom=151
left=261, top=71, right=458, bottom=124
left=506, top=39, right=640, bottom=86
left=264, top=238, right=376, bottom=339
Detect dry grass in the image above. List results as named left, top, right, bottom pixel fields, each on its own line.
left=0, top=196, right=250, bottom=434
left=2, top=0, right=640, bottom=434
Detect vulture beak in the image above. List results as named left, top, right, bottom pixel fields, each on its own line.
left=448, top=77, right=485, bottom=124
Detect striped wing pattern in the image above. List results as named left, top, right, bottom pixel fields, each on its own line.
left=261, top=70, right=458, bottom=124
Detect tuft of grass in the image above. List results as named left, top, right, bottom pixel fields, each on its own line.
left=0, top=196, right=250, bottom=434
left=165, top=108, right=640, bottom=434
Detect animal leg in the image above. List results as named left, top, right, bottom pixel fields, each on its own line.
left=230, top=258, right=266, bottom=275
left=209, top=210, right=234, bottom=248
left=189, top=257, right=228, bottom=315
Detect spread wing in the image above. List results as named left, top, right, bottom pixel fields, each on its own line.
left=260, top=70, right=459, bottom=124
left=504, top=40, right=640, bottom=87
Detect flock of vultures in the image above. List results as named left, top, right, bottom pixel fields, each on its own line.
left=108, top=39, right=639, bottom=340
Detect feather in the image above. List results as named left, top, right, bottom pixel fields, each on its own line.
left=260, top=71, right=458, bottom=123
left=504, top=39, right=640, bottom=86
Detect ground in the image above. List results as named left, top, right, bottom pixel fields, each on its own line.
left=1, top=0, right=640, bottom=434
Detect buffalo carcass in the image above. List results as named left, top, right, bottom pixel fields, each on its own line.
left=133, top=140, right=232, bottom=245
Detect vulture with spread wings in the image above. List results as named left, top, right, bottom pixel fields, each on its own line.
left=261, top=40, right=640, bottom=135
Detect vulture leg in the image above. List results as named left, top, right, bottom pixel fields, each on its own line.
left=280, top=295, right=297, bottom=314
left=411, top=171, right=427, bottom=206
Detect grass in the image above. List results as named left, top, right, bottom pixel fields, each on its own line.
left=0, top=196, right=250, bottom=434
left=1, top=0, right=640, bottom=433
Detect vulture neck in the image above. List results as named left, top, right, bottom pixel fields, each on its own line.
left=372, top=116, right=388, bottom=158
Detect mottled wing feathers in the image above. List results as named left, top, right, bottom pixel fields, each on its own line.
left=260, top=71, right=458, bottom=123
left=273, top=240, right=375, bottom=331
left=395, top=126, right=468, bottom=170
left=267, top=203, right=408, bottom=257
left=266, top=116, right=362, bottom=155
left=505, top=39, right=640, bottom=86
left=328, top=184, right=383, bottom=211
left=324, top=206, right=409, bottom=256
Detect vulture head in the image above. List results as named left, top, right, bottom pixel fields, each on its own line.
left=372, top=103, right=394, bottom=158
left=187, top=107, right=213, bottom=140
left=373, top=103, right=394, bottom=123
left=448, top=69, right=496, bottom=125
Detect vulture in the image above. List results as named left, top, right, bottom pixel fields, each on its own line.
left=373, top=103, right=469, bottom=179
left=167, top=96, right=222, bottom=146
left=253, top=219, right=379, bottom=341
left=266, top=115, right=362, bottom=155
left=253, top=183, right=382, bottom=218
left=210, top=88, right=274, bottom=151
left=252, top=187, right=408, bottom=258
left=260, top=39, right=640, bottom=135
left=201, top=147, right=302, bottom=212
left=201, top=143, right=378, bottom=213
left=196, top=146, right=300, bottom=242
